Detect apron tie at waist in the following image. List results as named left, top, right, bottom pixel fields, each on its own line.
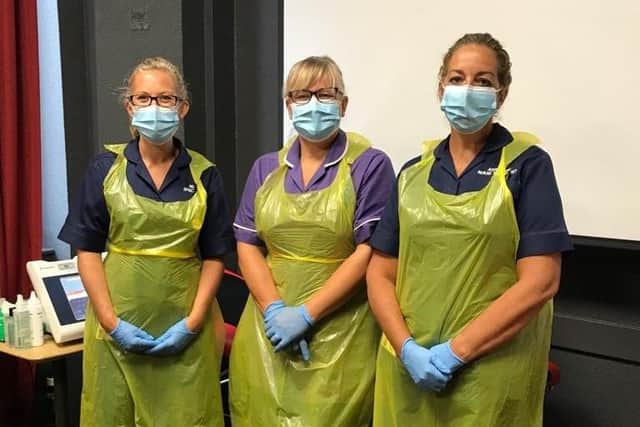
left=108, top=244, right=196, bottom=259
left=271, top=253, right=347, bottom=264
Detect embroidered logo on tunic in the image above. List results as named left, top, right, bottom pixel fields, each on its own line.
left=477, top=168, right=518, bottom=176
left=183, top=184, right=196, bottom=193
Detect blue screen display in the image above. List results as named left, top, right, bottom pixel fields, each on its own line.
left=43, top=273, right=88, bottom=325
left=59, top=275, right=88, bottom=321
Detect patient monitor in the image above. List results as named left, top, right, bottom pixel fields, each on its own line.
left=26, top=257, right=90, bottom=343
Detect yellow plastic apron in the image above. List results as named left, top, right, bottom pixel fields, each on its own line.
left=80, top=143, right=224, bottom=427
left=229, top=133, right=381, bottom=427
left=373, top=133, right=553, bottom=427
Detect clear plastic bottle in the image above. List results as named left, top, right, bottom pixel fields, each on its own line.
left=2, top=300, right=16, bottom=346
left=14, top=294, right=31, bottom=348
left=28, top=291, right=44, bottom=346
left=6, top=307, right=16, bottom=347
left=0, top=297, right=5, bottom=342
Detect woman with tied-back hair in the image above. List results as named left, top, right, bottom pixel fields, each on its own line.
left=59, top=56, right=234, bottom=427
left=367, top=34, right=572, bottom=426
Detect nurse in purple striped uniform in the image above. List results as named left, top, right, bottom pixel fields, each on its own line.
left=229, top=55, right=395, bottom=427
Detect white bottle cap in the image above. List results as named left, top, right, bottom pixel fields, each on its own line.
left=29, top=291, right=39, bottom=303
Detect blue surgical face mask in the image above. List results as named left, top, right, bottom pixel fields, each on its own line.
left=440, top=85, right=498, bottom=134
left=131, top=105, right=180, bottom=144
left=292, top=98, right=341, bottom=142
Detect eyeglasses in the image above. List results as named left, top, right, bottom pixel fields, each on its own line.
left=288, top=87, right=342, bottom=105
left=128, top=93, right=182, bottom=107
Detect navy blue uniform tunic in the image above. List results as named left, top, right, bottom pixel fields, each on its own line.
left=370, top=124, right=573, bottom=258
left=59, top=138, right=235, bottom=259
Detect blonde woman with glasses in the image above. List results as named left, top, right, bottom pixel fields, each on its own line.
left=229, top=55, right=395, bottom=426
left=59, top=57, right=234, bottom=426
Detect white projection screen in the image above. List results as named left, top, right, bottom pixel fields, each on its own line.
left=284, top=1, right=640, bottom=241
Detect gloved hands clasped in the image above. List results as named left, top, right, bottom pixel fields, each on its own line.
left=146, top=318, right=198, bottom=356
left=429, top=340, right=466, bottom=375
left=109, top=317, right=198, bottom=356
left=263, top=299, right=313, bottom=361
left=400, top=338, right=466, bottom=392
left=109, top=318, right=156, bottom=353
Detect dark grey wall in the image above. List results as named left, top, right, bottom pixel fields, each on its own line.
left=233, top=0, right=284, bottom=207
left=182, top=0, right=283, bottom=210
left=58, top=0, right=93, bottom=208
left=61, top=0, right=283, bottom=210
left=91, top=0, right=183, bottom=146
left=59, top=0, right=184, bottom=206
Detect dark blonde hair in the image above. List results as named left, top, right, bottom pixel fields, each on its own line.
left=283, top=56, right=346, bottom=98
left=438, top=33, right=512, bottom=89
left=119, top=56, right=189, bottom=104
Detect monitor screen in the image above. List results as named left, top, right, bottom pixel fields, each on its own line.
left=59, top=275, right=88, bottom=321
left=43, top=273, right=89, bottom=325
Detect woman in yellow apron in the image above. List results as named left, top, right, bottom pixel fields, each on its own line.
left=229, top=56, right=395, bottom=426
left=367, top=34, right=573, bottom=426
left=59, top=57, right=234, bottom=427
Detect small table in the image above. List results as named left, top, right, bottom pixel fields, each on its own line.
left=0, top=336, right=83, bottom=427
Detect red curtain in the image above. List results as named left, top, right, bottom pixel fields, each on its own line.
left=0, top=0, right=42, bottom=425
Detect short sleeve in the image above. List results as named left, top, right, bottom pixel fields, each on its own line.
left=233, top=153, right=279, bottom=246
left=352, top=149, right=396, bottom=244
left=58, top=153, right=115, bottom=252
left=514, top=148, right=573, bottom=258
left=198, top=166, right=235, bottom=258
left=369, top=156, right=422, bottom=257
left=368, top=180, right=400, bottom=256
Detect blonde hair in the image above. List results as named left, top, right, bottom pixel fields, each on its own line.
left=119, top=56, right=189, bottom=104
left=283, top=56, right=346, bottom=98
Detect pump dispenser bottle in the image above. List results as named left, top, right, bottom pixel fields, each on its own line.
left=28, top=291, right=44, bottom=346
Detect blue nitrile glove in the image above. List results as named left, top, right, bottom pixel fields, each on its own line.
left=263, top=299, right=286, bottom=322
left=400, top=337, right=451, bottom=392
left=265, top=305, right=314, bottom=352
left=109, top=318, right=156, bottom=353
left=263, top=301, right=311, bottom=360
left=430, top=340, right=466, bottom=375
left=146, top=318, right=198, bottom=356
left=294, top=338, right=311, bottom=362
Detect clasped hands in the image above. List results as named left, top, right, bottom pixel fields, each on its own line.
left=109, top=317, right=198, bottom=356
left=400, top=338, right=466, bottom=392
left=262, top=299, right=313, bottom=361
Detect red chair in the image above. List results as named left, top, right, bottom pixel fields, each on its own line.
left=221, top=268, right=243, bottom=357
left=546, top=361, right=560, bottom=396
left=223, top=323, right=236, bottom=357
left=219, top=269, right=246, bottom=424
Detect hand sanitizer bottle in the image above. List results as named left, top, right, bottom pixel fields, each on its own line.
left=28, top=291, right=44, bottom=346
